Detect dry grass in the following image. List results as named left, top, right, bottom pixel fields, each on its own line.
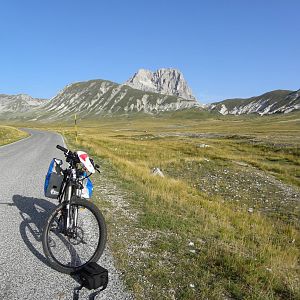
left=0, top=125, right=29, bottom=146
left=10, top=111, right=300, bottom=299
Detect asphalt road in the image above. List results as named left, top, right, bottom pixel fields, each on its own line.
left=0, top=129, right=132, bottom=300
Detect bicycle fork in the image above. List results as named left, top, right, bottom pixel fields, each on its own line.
left=65, top=184, right=78, bottom=233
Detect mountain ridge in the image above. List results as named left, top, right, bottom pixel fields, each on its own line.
left=32, top=78, right=200, bottom=120
left=209, top=89, right=300, bottom=115
left=0, top=70, right=299, bottom=120
left=0, top=93, right=47, bottom=115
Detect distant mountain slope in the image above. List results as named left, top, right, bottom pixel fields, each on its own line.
left=1, top=80, right=298, bottom=122
left=209, top=89, right=300, bottom=115
left=37, top=79, right=199, bottom=120
left=124, top=68, right=197, bottom=101
left=0, top=94, right=47, bottom=115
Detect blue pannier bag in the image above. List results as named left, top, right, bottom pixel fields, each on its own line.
left=44, top=158, right=63, bottom=199
left=81, top=177, right=93, bottom=199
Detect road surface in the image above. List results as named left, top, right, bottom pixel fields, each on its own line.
left=0, top=129, right=132, bottom=300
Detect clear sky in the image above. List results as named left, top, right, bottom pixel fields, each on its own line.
left=0, top=0, right=299, bottom=103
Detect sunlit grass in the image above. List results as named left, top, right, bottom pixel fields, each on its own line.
left=0, top=125, right=29, bottom=146
left=9, top=111, right=300, bottom=299
left=50, top=112, right=299, bottom=299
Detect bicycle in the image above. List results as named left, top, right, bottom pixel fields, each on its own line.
left=42, top=145, right=107, bottom=274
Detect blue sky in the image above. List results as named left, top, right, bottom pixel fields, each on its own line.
left=0, top=0, right=299, bottom=103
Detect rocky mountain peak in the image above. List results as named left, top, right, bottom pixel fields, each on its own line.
left=124, top=68, right=197, bottom=101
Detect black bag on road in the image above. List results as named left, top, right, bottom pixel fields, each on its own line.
left=79, top=262, right=108, bottom=290
left=73, top=262, right=108, bottom=299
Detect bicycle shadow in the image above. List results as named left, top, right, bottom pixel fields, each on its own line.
left=12, top=195, right=105, bottom=299
left=12, top=194, right=56, bottom=265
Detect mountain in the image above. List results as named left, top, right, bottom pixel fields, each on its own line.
left=2, top=75, right=298, bottom=121
left=209, top=89, right=300, bottom=115
left=124, top=68, right=197, bottom=101
left=35, top=79, right=200, bottom=120
left=0, top=94, right=47, bottom=116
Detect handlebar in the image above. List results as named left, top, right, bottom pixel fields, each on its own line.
left=57, top=144, right=77, bottom=166
left=56, top=145, right=69, bottom=153
left=56, top=145, right=100, bottom=173
left=95, top=164, right=100, bottom=173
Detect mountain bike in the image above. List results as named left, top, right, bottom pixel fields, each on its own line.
left=42, top=145, right=107, bottom=274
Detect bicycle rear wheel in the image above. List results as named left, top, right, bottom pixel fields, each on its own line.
left=42, top=197, right=107, bottom=274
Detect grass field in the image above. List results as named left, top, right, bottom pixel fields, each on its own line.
left=0, top=125, right=29, bottom=146
left=15, top=111, right=300, bottom=299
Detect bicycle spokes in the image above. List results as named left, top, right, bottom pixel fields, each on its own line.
left=46, top=203, right=101, bottom=268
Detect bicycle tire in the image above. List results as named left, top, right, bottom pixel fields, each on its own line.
left=42, top=197, right=107, bottom=274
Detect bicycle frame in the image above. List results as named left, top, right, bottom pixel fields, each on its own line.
left=43, top=145, right=106, bottom=273
left=58, top=168, right=81, bottom=233
left=53, top=144, right=99, bottom=236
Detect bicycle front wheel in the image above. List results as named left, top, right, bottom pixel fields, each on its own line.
left=42, top=197, right=107, bottom=274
